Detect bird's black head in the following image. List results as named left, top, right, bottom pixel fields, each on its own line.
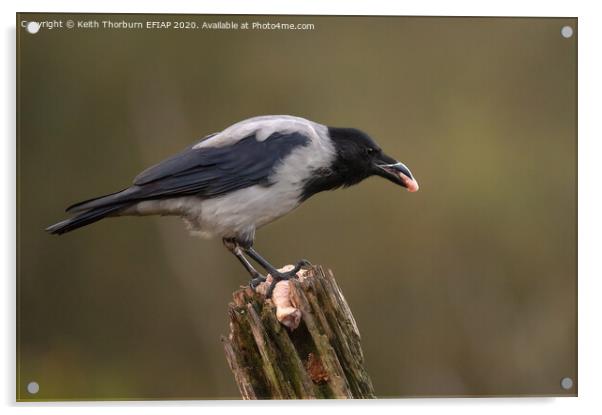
left=301, top=127, right=419, bottom=200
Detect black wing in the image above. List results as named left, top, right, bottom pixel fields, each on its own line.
left=133, top=132, right=219, bottom=185
left=66, top=131, right=309, bottom=213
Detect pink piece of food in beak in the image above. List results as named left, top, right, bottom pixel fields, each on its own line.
left=400, top=173, right=419, bottom=192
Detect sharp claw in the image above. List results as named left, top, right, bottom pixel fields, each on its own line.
left=252, top=259, right=312, bottom=296
left=287, top=259, right=311, bottom=276
left=249, top=275, right=267, bottom=291
left=265, top=279, right=280, bottom=298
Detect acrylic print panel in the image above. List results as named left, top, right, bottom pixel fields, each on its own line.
left=16, top=13, right=577, bottom=400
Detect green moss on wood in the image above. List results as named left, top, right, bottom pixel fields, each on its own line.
left=222, top=265, right=375, bottom=399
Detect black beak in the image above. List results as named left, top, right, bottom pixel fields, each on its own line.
left=373, top=153, right=419, bottom=192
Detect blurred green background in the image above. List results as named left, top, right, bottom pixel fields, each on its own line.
left=17, top=14, right=577, bottom=400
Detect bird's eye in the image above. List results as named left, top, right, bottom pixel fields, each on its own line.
left=366, top=148, right=376, bottom=155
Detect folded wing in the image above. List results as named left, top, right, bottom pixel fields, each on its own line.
left=66, top=131, right=310, bottom=213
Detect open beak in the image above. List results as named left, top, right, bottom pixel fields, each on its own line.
left=373, top=154, right=419, bottom=192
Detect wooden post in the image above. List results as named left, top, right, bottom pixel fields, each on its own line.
left=222, top=265, right=376, bottom=399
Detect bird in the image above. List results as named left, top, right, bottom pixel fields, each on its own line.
left=47, top=115, right=419, bottom=296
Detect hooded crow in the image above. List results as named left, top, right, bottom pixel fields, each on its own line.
left=47, top=115, right=419, bottom=295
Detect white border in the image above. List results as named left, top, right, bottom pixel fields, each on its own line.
left=3, top=1, right=601, bottom=414
left=5, top=0, right=589, bottom=16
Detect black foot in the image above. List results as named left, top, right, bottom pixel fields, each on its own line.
left=292, top=258, right=312, bottom=273
left=271, top=259, right=312, bottom=280
left=264, top=259, right=312, bottom=298
left=249, top=275, right=267, bottom=290
left=265, top=281, right=278, bottom=299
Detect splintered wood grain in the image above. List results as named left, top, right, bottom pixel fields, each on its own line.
left=222, top=265, right=375, bottom=399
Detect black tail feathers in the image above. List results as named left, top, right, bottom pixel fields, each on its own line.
left=46, top=203, right=129, bottom=235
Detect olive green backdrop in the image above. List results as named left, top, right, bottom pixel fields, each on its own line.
left=17, top=14, right=577, bottom=400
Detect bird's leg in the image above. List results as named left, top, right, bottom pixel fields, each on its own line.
left=245, top=247, right=312, bottom=278
left=244, top=246, right=311, bottom=297
left=222, top=238, right=266, bottom=289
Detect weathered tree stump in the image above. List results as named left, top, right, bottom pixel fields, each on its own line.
left=221, top=265, right=375, bottom=399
